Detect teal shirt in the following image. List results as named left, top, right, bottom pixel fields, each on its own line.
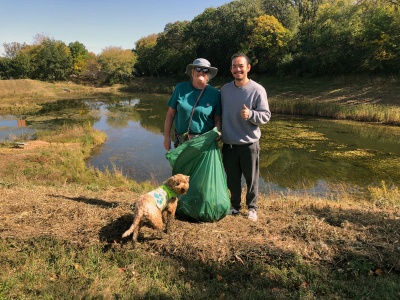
left=168, top=81, right=221, bottom=135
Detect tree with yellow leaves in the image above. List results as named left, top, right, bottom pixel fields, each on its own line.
left=244, top=15, right=292, bottom=73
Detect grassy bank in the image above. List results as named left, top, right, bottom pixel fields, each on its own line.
left=0, top=79, right=129, bottom=113
left=259, top=76, right=400, bottom=125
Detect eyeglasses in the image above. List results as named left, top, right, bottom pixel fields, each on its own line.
left=194, top=67, right=209, bottom=74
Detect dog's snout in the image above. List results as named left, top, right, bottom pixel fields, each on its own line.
left=181, top=187, right=187, bottom=194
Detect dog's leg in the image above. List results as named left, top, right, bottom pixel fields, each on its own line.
left=150, top=214, right=164, bottom=231
left=164, top=197, right=178, bottom=234
left=132, top=221, right=142, bottom=243
left=164, top=212, right=173, bottom=234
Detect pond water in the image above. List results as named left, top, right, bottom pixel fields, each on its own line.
left=1, top=96, right=400, bottom=197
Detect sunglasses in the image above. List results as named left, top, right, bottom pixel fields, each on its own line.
left=194, top=66, right=209, bottom=74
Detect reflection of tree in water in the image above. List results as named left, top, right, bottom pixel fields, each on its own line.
left=259, top=116, right=400, bottom=190
left=37, top=99, right=91, bottom=113
left=25, top=99, right=98, bottom=130
left=134, top=96, right=167, bottom=134
left=105, top=95, right=168, bottom=134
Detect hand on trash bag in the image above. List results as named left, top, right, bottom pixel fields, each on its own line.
left=215, top=131, right=221, bottom=141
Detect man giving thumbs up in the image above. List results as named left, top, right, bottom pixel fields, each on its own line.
left=220, top=52, right=271, bottom=222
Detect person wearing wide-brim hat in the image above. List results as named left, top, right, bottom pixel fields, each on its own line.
left=163, top=58, right=221, bottom=151
left=185, top=58, right=218, bottom=81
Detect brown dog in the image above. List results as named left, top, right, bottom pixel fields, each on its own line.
left=122, top=174, right=190, bottom=243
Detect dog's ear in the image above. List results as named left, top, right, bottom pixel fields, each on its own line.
left=165, top=176, right=175, bottom=188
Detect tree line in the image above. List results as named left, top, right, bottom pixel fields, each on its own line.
left=0, top=35, right=136, bottom=84
left=1, top=0, right=399, bottom=83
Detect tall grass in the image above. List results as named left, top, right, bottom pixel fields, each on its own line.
left=368, top=181, right=400, bottom=208
left=270, top=99, right=400, bottom=125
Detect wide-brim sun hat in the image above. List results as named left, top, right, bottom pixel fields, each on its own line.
left=185, top=58, right=218, bottom=80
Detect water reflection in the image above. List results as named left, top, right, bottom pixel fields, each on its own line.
left=0, top=115, right=35, bottom=141
left=1, top=97, right=399, bottom=195
left=88, top=98, right=170, bottom=182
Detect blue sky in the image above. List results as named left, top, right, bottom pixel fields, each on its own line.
left=0, top=0, right=231, bottom=55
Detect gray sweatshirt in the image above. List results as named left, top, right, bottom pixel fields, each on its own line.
left=221, top=80, right=271, bottom=144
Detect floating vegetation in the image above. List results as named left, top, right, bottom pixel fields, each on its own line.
left=260, top=115, right=400, bottom=191
left=321, top=149, right=375, bottom=159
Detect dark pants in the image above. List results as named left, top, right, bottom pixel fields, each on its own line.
left=222, top=141, right=260, bottom=211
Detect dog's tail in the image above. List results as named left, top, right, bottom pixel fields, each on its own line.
left=121, top=210, right=143, bottom=239
left=121, top=227, right=134, bottom=238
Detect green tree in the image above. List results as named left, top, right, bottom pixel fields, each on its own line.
left=0, top=46, right=33, bottom=79
left=98, top=46, right=137, bottom=83
left=290, top=0, right=399, bottom=76
left=294, top=0, right=362, bottom=75
left=0, top=42, right=31, bottom=79
left=134, top=34, right=158, bottom=76
left=68, top=41, right=89, bottom=76
left=11, top=50, right=32, bottom=79
left=261, top=0, right=300, bottom=32
left=187, top=0, right=264, bottom=74
left=293, top=0, right=327, bottom=22
left=31, top=38, right=73, bottom=81
left=358, top=0, right=400, bottom=73
left=153, top=21, right=192, bottom=76
left=81, top=52, right=101, bottom=81
left=245, top=14, right=292, bottom=73
left=0, top=57, right=11, bottom=79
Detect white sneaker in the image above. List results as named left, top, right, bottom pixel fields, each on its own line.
left=248, top=209, right=258, bottom=221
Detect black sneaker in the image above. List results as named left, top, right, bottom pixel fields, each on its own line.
left=228, top=207, right=240, bottom=215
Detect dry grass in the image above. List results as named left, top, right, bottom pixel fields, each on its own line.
left=2, top=181, right=400, bottom=299
left=0, top=79, right=126, bottom=111
left=1, top=184, right=399, bottom=272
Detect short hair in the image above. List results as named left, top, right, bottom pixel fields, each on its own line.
left=231, top=52, right=250, bottom=65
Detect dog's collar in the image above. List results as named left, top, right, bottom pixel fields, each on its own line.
left=160, top=184, right=177, bottom=199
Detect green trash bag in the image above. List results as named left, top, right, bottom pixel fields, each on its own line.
left=165, top=127, right=230, bottom=222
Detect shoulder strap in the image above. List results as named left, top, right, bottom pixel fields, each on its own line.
left=186, top=85, right=208, bottom=137
left=186, top=86, right=207, bottom=138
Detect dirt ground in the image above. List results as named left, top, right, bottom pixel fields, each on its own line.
left=1, top=182, right=399, bottom=273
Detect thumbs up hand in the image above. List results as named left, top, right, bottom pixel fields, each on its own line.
left=241, top=104, right=250, bottom=120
